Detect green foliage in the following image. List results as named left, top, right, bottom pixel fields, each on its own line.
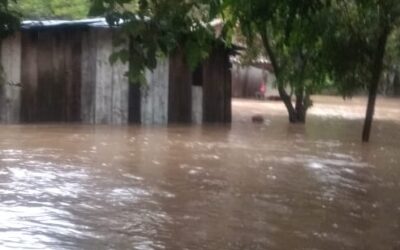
left=0, top=0, right=20, bottom=86
left=324, top=0, right=400, bottom=97
left=90, top=0, right=221, bottom=84
left=223, top=0, right=331, bottom=90
left=10, top=0, right=90, bottom=19
left=0, top=0, right=20, bottom=39
left=219, top=0, right=333, bottom=122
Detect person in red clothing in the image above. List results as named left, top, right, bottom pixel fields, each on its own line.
left=256, top=81, right=266, bottom=99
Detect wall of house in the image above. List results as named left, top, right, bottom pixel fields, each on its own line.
left=0, top=26, right=232, bottom=125
left=168, top=49, right=192, bottom=123
left=231, top=64, right=278, bottom=98
left=17, top=27, right=130, bottom=124
left=141, top=58, right=169, bottom=125
left=202, top=45, right=232, bottom=123
left=81, top=28, right=129, bottom=125
left=19, top=28, right=83, bottom=122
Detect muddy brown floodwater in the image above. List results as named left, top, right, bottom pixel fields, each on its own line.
left=1, top=96, right=400, bottom=250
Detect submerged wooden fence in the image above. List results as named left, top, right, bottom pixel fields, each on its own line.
left=0, top=21, right=232, bottom=125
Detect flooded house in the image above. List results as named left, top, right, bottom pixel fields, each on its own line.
left=0, top=18, right=232, bottom=125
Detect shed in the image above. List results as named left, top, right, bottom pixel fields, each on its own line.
left=0, top=18, right=232, bottom=125
left=231, top=57, right=278, bottom=99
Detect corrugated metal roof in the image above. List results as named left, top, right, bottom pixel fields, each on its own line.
left=21, top=18, right=109, bottom=29
left=22, top=17, right=222, bottom=30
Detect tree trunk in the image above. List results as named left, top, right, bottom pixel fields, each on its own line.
left=362, top=27, right=389, bottom=142
left=260, top=29, right=306, bottom=123
left=295, top=93, right=306, bottom=123
left=394, top=70, right=400, bottom=96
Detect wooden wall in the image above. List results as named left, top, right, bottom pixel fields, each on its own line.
left=18, top=27, right=130, bottom=125
left=202, top=45, right=232, bottom=123
left=141, top=58, right=169, bottom=125
left=168, top=48, right=192, bottom=123
left=0, top=27, right=232, bottom=125
left=81, top=28, right=129, bottom=125
left=20, top=28, right=82, bottom=122
left=191, top=86, right=203, bottom=124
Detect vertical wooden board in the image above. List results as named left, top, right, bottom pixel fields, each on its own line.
left=140, top=71, right=153, bottom=125
left=202, top=50, right=219, bottom=123
left=52, top=29, right=67, bottom=121
left=168, top=49, right=192, bottom=123
left=154, top=58, right=169, bottom=125
left=64, top=29, right=82, bottom=122
left=111, top=60, right=129, bottom=125
left=128, top=39, right=141, bottom=124
left=128, top=84, right=141, bottom=123
left=0, top=32, right=22, bottom=123
left=21, top=31, right=38, bottom=122
left=202, top=46, right=231, bottom=123
left=81, top=28, right=97, bottom=124
left=224, top=53, right=232, bottom=123
left=94, top=28, right=113, bottom=124
left=191, top=86, right=203, bottom=124
left=141, top=58, right=169, bottom=125
left=36, top=30, right=56, bottom=121
left=111, top=38, right=129, bottom=125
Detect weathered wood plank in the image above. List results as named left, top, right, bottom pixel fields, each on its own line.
left=168, top=49, right=192, bottom=123
left=0, top=32, right=22, bottom=123
left=111, top=47, right=129, bottom=125
left=110, top=31, right=129, bottom=125
left=191, top=86, right=203, bottom=124
left=36, top=30, right=57, bottom=121
left=94, top=28, right=113, bottom=124
left=128, top=39, right=141, bottom=124
left=224, top=53, right=232, bottom=123
left=52, top=29, right=67, bottom=121
left=202, top=45, right=231, bottom=123
left=81, top=28, right=97, bottom=124
left=64, top=29, right=82, bottom=122
left=128, top=84, right=141, bottom=123
left=21, top=31, right=38, bottom=122
left=141, top=58, right=169, bottom=125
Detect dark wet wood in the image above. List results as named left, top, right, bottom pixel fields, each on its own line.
left=21, top=31, right=38, bottom=122
left=168, top=48, right=192, bottom=123
left=21, top=28, right=83, bottom=122
left=81, top=28, right=97, bottom=124
left=202, top=45, right=232, bottom=123
left=128, top=84, right=141, bottom=123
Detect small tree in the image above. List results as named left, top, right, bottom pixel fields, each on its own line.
left=221, top=0, right=331, bottom=123
left=325, top=0, right=400, bottom=142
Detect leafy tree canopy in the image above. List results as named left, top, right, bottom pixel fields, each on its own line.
left=218, top=0, right=333, bottom=123
left=320, top=0, right=400, bottom=141
left=89, top=0, right=223, bottom=84
left=0, top=0, right=20, bottom=38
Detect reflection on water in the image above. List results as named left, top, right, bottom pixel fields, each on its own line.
left=0, top=98, right=400, bottom=249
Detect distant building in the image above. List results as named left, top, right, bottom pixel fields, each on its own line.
left=231, top=57, right=278, bottom=99
left=0, top=18, right=233, bottom=124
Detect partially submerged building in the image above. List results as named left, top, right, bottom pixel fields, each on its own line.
left=231, top=57, right=278, bottom=99
left=0, top=18, right=232, bottom=125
